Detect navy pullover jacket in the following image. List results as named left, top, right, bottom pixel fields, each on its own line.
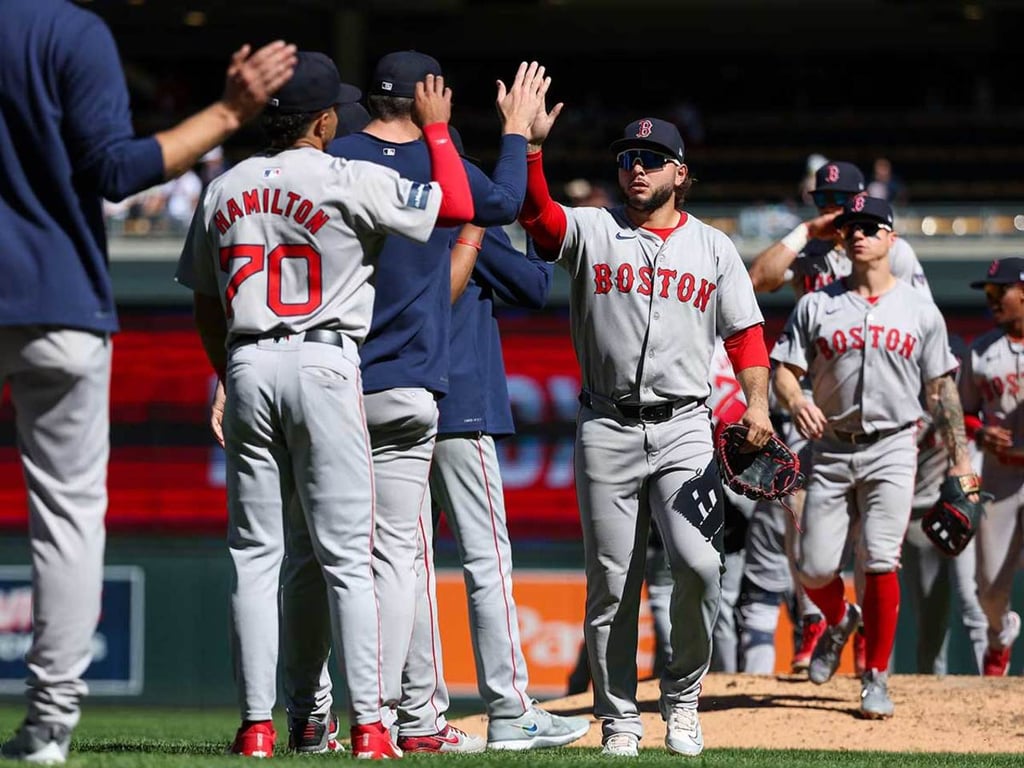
left=0, top=0, right=165, bottom=332
left=439, top=229, right=552, bottom=436
left=327, top=132, right=526, bottom=396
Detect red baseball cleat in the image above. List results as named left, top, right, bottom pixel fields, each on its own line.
left=398, top=724, right=485, bottom=753
left=351, top=721, right=403, bottom=759
left=229, top=721, right=276, bottom=758
left=983, top=646, right=1012, bottom=676
left=792, top=617, right=826, bottom=672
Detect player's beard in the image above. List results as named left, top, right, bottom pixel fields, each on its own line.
left=625, top=182, right=674, bottom=213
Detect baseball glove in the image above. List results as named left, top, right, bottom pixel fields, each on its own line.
left=921, top=474, right=990, bottom=557
left=715, top=423, right=805, bottom=501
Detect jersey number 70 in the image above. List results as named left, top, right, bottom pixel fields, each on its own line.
left=219, top=243, right=323, bottom=318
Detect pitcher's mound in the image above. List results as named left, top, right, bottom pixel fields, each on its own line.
left=450, top=673, right=1024, bottom=753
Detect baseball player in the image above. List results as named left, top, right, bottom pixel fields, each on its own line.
left=402, top=214, right=590, bottom=751
left=900, top=335, right=988, bottom=675
left=959, top=257, right=1024, bottom=676
left=519, top=103, right=773, bottom=757
left=771, top=196, right=976, bottom=719
left=177, top=52, right=475, bottom=759
left=0, top=1, right=296, bottom=761
left=277, top=55, right=550, bottom=751
left=747, top=160, right=933, bottom=674
left=750, top=161, right=930, bottom=299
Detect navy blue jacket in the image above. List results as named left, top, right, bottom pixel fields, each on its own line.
left=439, top=229, right=552, bottom=436
left=0, top=0, right=165, bottom=332
left=327, top=132, right=526, bottom=396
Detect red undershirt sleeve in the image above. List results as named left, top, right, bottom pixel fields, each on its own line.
left=518, top=150, right=567, bottom=253
left=724, top=323, right=770, bottom=371
left=423, top=123, right=474, bottom=226
left=964, top=414, right=983, bottom=440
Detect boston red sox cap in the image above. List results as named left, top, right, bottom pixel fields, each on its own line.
left=813, top=161, right=865, bottom=194
left=969, top=257, right=1024, bottom=288
left=833, top=196, right=894, bottom=230
left=266, top=51, right=361, bottom=114
left=610, top=118, right=685, bottom=163
left=370, top=51, right=443, bottom=98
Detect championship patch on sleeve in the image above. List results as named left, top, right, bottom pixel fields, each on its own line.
left=406, top=182, right=431, bottom=210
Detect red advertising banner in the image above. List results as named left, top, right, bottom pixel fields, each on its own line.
left=0, top=310, right=995, bottom=535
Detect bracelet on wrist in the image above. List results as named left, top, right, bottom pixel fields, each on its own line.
left=455, top=237, right=482, bottom=251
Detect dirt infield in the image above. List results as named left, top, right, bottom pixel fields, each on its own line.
left=451, top=673, right=1024, bottom=753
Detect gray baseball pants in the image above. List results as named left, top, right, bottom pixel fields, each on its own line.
left=409, top=433, right=531, bottom=728
left=903, top=520, right=987, bottom=674
left=225, top=335, right=381, bottom=723
left=576, top=403, right=722, bottom=741
left=799, top=430, right=917, bottom=584
left=974, top=461, right=1024, bottom=649
left=0, top=327, right=110, bottom=731
left=280, top=386, right=439, bottom=724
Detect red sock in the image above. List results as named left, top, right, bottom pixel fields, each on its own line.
left=804, top=577, right=847, bottom=626
left=863, top=571, right=900, bottom=671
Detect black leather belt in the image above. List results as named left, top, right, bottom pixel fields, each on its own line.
left=831, top=422, right=914, bottom=445
left=579, top=391, right=700, bottom=423
left=232, top=328, right=347, bottom=349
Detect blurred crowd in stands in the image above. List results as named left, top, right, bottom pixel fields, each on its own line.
left=103, top=146, right=227, bottom=236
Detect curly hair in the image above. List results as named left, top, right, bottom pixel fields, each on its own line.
left=260, top=111, right=320, bottom=149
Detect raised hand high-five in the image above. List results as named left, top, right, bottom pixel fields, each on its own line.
left=525, top=87, right=564, bottom=153
left=496, top=61, right=550, bottom=138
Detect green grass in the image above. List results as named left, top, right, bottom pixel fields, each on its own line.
left=0, top=706, right=1020, bottom=767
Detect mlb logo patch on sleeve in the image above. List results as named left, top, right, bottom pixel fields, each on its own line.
left=262, top=168, right=282, bottom=178
left=406, top=182, right=431, bottom=210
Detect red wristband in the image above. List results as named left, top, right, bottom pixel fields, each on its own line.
left=455, top=237, right=482, bottom=251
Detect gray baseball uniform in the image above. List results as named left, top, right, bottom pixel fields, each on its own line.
left=556, top=206, right=763, bottom=740
left=176, top=147, right=443, bottom=724
left=744, top=241, right=935, bottom=672
left=959, top=328, right=1024, bottom=651
left=771, top=280, right=956, bottom=583
left=903, top=417, right=987, bottom=674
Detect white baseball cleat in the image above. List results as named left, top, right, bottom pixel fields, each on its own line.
left=660, top=701, right=703, bottom=757
left=601, top=733, right=639, bottom=757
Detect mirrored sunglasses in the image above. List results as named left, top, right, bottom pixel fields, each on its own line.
left=840, top=221, right=891, bottom=239
left=811, top=191, right=851, bottom=209
left=617, top=149, right=677, bottom=171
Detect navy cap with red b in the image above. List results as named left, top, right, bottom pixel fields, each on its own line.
left=970, top=257, right=1024, bottom=289
left=266, top=51, right=361, bottom=114
left=833, top=196, right=894, bottom=230
left=814, top=161, right=865, bottom=194
left=610, top=118, right=685, bottom=163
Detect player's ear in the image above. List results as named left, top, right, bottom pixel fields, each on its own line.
left=314, top=108, right=337, bottom=145
left=676, top=163, right=689, bottom=184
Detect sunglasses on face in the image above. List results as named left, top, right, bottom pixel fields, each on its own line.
left=617, top=149, right=677, bottom=171
left=811, top=191, right=851, bottom=209
left=840, top=222, right=891, bottom=239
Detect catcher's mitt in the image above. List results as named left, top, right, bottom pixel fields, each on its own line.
left=921, top=474, right=990, bottom=557
left=715, top=423, right=805, bottom=501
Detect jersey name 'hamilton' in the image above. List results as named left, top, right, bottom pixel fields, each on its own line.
left=178, top=147, right=441, bottom=346
left=771, top=279, right=956, bottom=434
left=557, top=206, right=763, bottom=404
